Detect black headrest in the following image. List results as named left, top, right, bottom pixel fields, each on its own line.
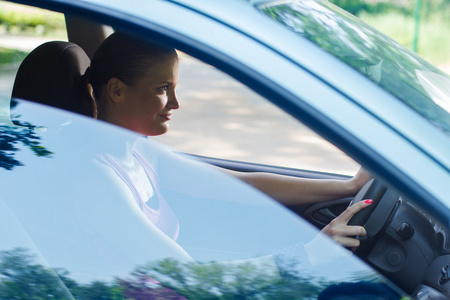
left=12, top=41, right=91, bottom=115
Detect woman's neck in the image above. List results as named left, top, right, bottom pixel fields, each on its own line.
left=93, top=119, right=141, bottom=164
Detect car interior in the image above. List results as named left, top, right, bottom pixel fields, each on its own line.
left=3, top=4, right=450, bottom=298
left=12, top=40, right=91, bottom=115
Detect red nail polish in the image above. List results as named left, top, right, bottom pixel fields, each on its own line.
left=365, top=199, right=373, bottom=204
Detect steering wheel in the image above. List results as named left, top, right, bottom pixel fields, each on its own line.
left=348, top=178, right=386, bottom=226
left=347, top=178, right=396, bottom=256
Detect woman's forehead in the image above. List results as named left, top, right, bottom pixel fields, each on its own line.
left=143, top=57, right=179, bottom=82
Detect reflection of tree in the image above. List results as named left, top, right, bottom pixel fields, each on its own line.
left=119, top=258, right=327, bottom=299
left=0, top=248, right=401, bottom=299
left=0, top=248, right=76, bottom=299
left=261, top=2, right=450, bottom=134
left=262, top=3, right=387, bottom=69
left=0, top=99, right=53, bottom=170
left=0, top=248, right=122, bottom=299
left=0, top=248, right=326, bottom=299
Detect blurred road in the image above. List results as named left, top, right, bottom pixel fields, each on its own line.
left=153, top=54, right=361, bottom=175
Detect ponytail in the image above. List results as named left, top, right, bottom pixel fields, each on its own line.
left=76, top=67, right=98, bottom=118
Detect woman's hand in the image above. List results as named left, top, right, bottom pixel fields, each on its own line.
left=320, top=199, right=373, bottom=249
left=347, top=167, right=372, bottom=193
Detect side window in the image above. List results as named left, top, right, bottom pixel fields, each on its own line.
left=0, top=2, right=66, bottom=100
left=153, top=54, right=360, bottom=175
left=2, top=100, right=389, bottom=299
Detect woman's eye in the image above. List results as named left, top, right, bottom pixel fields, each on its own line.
left=158, top=86, right=169, bottom=93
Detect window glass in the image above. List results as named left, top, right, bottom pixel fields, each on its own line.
left=153, top=54, right=361, bottom=175
left=0, top=100, right=401, bottom=298
left=258, top=0, right=450, bottom=136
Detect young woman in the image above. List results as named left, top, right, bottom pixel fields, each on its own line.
left=79, top=31, right=372, bottom=249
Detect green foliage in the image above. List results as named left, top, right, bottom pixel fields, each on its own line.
left=330, top=0, right=366, bottom=15
left=0, top=3, right=65, bottom=34
left=330, top=0, right=409, bottom=15
left=331, top=0, right=450, bottom=19
left=0, top=248, right=403, bottom=299
left=0, top=248, right=327, bottom=299
left=358, top=11, right=450, bottom=65
left=0, top=47, right=27, bottom=66
left=0, top=100, right=54, bottom=170
left=0, top=248, right=77, bottom=299
left=330, top=0, right=450, bottom=66
left=123, top=258, right=328, bottom=299
left=420, top=0, right=450, bottom=19
left=0, top=248, right=124, bottom=299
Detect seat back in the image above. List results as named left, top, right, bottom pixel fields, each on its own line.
left=12, top=41, right=92, bottom=116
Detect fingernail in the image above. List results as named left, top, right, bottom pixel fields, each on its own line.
left=361, top=228, right=367, bottom=237
left=365, top=199, right=373, bottom=204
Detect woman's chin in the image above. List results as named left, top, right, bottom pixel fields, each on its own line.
left=146, top=125, right=170, bottom=137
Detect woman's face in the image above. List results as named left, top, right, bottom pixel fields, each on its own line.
left=114, top=55, right=180, bottom=136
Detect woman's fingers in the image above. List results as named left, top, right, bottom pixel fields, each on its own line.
left=321, top=199, right=373, bottom=248
left=336, top=199, right=373, bottom=224
left=334, top=236, right=361, bottom=248
left=326, top=220, right=367, bottom=237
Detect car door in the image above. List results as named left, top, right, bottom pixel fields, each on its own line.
left=0, top=13, right=403, bottom=295
left=1, top=0, right=448, bottom=298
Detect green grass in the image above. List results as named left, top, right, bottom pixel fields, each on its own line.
left=359, top=11, right=450, bottom=66
left=0, top=47, right=27, bottom=66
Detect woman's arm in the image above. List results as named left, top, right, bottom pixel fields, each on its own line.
left=225, top=167, right=372, bottom=205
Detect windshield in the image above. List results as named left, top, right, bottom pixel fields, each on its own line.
left=257, top=0, right=450, bottom=135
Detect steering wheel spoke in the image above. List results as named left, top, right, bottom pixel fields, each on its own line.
left=348, top=178, right=400, bottom=257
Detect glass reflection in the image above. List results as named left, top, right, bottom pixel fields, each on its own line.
left=0, top=247, right=399, bottom=299
left=259, top=0, right=450, bottom=134
left=0, top=99, right=53, bottom=170
left=0, top=101, right=404, bottom=299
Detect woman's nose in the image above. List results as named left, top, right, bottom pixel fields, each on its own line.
left=168, top=91, right=180, bottom=110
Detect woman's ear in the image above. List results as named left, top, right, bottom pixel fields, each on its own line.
left=106, top=77, right=125, bottom=103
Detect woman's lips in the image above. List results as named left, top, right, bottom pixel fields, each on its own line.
left=160, top=113, right=172, bottom=121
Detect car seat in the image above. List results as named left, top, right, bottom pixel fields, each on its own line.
left=11, top=41, right=93, bottom=116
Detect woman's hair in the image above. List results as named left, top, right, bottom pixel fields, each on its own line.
left=79, top=31, right=177, bottom=117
